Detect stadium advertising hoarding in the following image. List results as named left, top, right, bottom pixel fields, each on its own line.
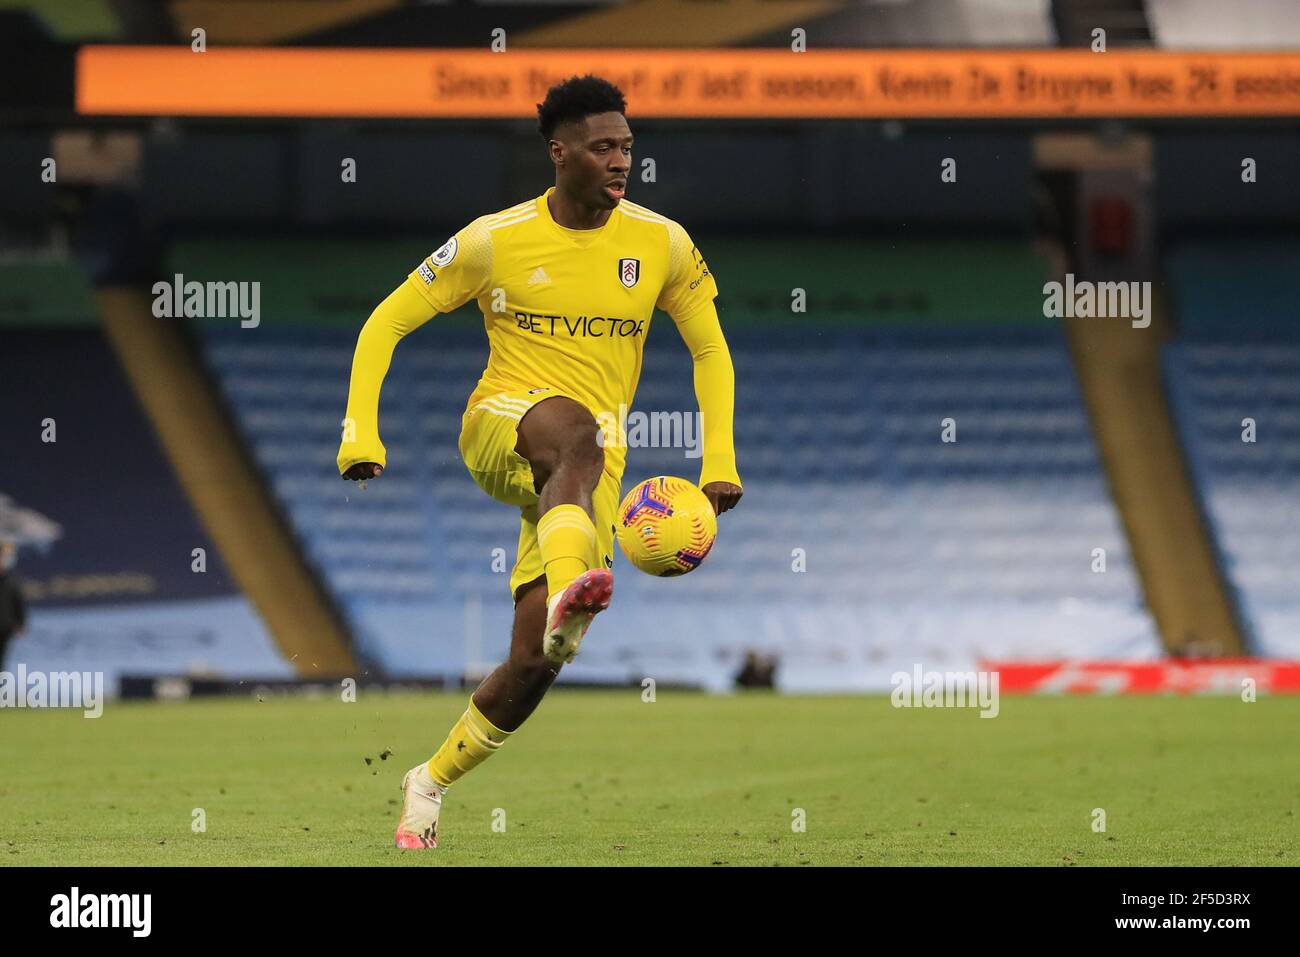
left=77, top=48, right=1300, bottom=119
left=987, top=659, right=1300, bottom=694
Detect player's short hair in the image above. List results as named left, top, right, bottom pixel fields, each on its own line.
left=536, top=75, right=627, bottom=141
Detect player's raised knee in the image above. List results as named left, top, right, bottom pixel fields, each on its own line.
left=518, top=395, right=604, bottom=486
left=556, top=422, right=605, bottom=479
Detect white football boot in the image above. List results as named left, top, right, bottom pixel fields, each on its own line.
left=394, top=763, right=447, bottom=849
left=542, top=568, right=614, bottom=664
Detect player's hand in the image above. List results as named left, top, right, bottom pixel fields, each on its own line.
left=701, top=481, right=742, bottom=516
left=342, top=462, right=384, bottom=481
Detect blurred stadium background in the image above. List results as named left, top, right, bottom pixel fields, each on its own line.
left=2, top=0, right=1299, bottom=700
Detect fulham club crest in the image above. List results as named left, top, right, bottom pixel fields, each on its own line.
left=619, top=258, right=640, bottom=288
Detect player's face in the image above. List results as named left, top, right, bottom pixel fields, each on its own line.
left=563, top=112, right=633, bottom=209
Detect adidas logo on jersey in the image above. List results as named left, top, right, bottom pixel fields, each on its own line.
left=527, top=267, right=551, bottom=286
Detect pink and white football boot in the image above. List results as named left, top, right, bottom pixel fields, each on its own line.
left=394, top=763, right=447, bottom=849
left=542, top=568, right=614, bottom=664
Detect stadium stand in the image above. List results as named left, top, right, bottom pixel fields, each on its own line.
left=0, top=261, right=290, bottom=691
left=1162, top=241, right=1300, bottom=657
left=189, top=238, right=1160, bottom=690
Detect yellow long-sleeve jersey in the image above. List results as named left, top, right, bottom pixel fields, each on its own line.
left=338, top=187, right=740, bottom=489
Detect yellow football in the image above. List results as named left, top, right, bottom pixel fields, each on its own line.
left=615, top=476, right=718, bottom=576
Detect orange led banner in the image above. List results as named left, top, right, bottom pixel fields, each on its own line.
left=77, top=47, right=1300, bottom=119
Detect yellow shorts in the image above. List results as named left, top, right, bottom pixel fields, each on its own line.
left=458, top=388, right=622, bottom=599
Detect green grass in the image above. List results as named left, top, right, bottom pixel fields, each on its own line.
left=1, top=692, right=1296, bottom=866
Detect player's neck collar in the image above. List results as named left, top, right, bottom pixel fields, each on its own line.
left=540, top=187, right=616, bottom=247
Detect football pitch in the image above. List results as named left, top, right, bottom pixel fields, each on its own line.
left=2, top=691, right=1296, bottom=867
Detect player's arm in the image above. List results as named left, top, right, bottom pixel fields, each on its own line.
left=674, top=300, right=742, bottom=514
left=659, top=220, right=742, bottom=515
left=337, top=281, right=436, bottom=479
left=338, top=220, right=493, bottom=480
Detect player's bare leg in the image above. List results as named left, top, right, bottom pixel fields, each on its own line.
left=469, top=576, right=558, bottom=731
left=513, top=395, right=614, bottom=664
left=395, top=580, right=556, bottom=848
left=395, top=397, right=613, bottom=848
left=395, top=586, right=551, bottom=848
left=466, top=398, right=617, bottom=730
left=515, top=394, right=604, bottom=520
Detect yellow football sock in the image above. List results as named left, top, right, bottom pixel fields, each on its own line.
left=427, top=696, right=513, bottom=788
left=536, top=503, right=597, bottom=598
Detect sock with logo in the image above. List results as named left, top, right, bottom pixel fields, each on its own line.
left=426, top=696, right=513, bottom=788
left=535, top=503, right=597, bottom=599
